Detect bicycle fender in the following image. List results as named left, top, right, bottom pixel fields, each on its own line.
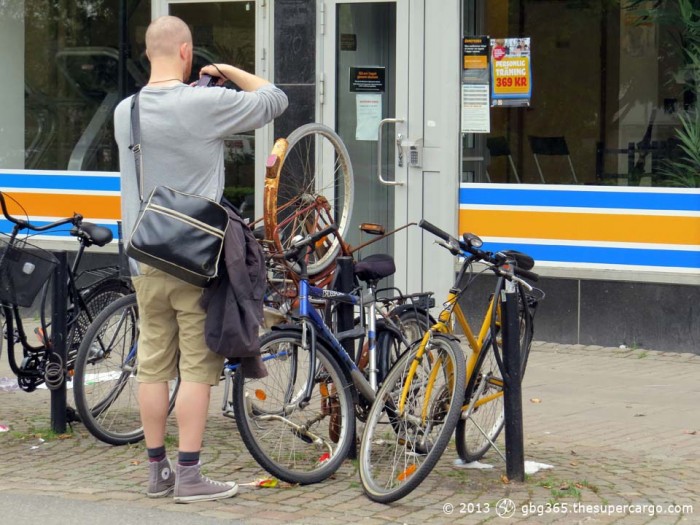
left=389, top=304, right=436, bottom=326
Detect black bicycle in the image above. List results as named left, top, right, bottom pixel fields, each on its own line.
left=0, top=191, right=131, bottom=396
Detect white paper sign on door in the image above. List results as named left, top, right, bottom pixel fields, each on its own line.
left=356, top=93, right=383, bottom=141
left=461, top=84, right=491, bottom=133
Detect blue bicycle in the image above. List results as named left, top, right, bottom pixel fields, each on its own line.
left=231, top=224, right=433, bottom=484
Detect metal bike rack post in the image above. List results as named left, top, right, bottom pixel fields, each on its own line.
left=335, top=256, right=355, bottom=359
left=502, top=282, right=525, bottom=481
left=334, top=256, right=356, bottom=458
left=50, top=251, right=68, bottom=434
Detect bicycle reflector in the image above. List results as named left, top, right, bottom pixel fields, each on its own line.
left=254, top=389, right=267, bottom=401
left=397, top=464, right=417, bottom=481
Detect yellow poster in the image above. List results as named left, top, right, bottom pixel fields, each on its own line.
left=490, top=38, right=532, bottom=107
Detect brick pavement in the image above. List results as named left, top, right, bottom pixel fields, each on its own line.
left=0, top=341, right=698, bottom=524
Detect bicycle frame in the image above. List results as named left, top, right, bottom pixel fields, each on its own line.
left=398, top=256, right=509, bottom=418
left=296, top=278, right=377, bottom=403
left=222, top=264, right=383, bottom=423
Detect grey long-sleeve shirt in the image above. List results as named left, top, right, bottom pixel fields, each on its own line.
left=113, top=82, right=288, bottom=272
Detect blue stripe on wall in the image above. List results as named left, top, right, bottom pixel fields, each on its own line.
left=0, top=220, right=118, bottom=241
left=0, top=174, right=120, bottom=192
left=459, top=187, right=700, bottom=212
left=481, top=241, right=700, bottom=269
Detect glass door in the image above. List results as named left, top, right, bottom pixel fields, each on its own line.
left=323, top=0, right=413, bottom=289
left=153, top=0, right=268, bottom=222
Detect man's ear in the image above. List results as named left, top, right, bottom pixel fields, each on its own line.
left=180, top=42, right=190, bottom=61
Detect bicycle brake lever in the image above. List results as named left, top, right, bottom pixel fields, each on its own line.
left=511, top=275, right=534, bottom=292
left=435, top=239, right=461, bottom=256
left=495, top=265, right=534, bottom=292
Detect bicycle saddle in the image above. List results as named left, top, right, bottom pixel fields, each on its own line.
left=252, top=225, right=265, bottom=241
left=71, top=222, right=113, bottom=247
left=354, top=253, right=396, bottom=282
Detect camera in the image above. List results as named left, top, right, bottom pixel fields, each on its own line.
left=195, top=74, right=218, bottom=87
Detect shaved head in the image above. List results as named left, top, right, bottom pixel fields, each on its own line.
left=145, top=16, right=192, bottom=59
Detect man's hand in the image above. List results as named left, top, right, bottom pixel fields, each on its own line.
left=199, top=64, right=270, bottom=92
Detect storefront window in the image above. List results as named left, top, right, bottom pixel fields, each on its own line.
left=462, top=0, right=699, bottom=187
left=1, top=0, right=150, bottom=172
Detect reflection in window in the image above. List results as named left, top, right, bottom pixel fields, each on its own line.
left=2, top=0, right=151, bottom=172
left=1, top=1, right=260, bottom=218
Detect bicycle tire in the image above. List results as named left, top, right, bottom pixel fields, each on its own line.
left=73, top=294, right=178, bottom=445
left=359, top=334, right=466, bottom=503
left=455, top=284, right=534, bottom=463
left=232, top=329, right=355, bottom=484
left=67, top=278, right=132, bottom=371
left=264, top=124, right=354, bottom=276
left=0, top=309, right=5, bottom=361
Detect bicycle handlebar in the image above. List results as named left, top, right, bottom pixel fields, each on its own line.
left=420, top=218, right=540, bottom=282
left=417, top=219, right=452, bottom=243
left=0, top=191, right=83, bottom=232
left=283, top=223, right=339, bottom=261
left=513, top=266, right=539, bottom=282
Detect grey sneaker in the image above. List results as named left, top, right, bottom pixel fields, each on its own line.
left=173, top=462, right=238, bottom=503
left=147, top=457, right=175, bottom=497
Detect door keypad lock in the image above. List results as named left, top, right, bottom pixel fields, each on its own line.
left=402, top=138, right=423, bottom=168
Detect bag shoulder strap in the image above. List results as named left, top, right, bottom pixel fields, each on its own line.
left=128, top=92, right=144, bottom=202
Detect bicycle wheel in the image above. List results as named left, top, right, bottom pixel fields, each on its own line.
left=232, top=329, right=355, bottom=484
left=456, top=284, right=534, bottom=463
left=264, top=124, right=354, bottom=276
left=359, top=334, right=466, bottom=503
left=67, top=278, right=132, bottom=371
left=73, top=294, right=178, bottom=445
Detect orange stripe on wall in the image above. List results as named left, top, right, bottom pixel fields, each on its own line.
left=4, top=192, right=121, bottom=220
left=459, top=209, right=700, bottom=246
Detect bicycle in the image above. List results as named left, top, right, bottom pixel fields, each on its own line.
left=231, top=223, right=437, bottom=484
left=359, top=219, right=542, bottom=503
left=0, top=191, right=132, bottom=395
left=72, top=224, right=430, bottom=447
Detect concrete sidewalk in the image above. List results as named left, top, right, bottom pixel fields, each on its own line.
left=0, top=341, right=698, bottom=524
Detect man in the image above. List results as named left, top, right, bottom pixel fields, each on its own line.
left=113, top=15, right=287, bottom=503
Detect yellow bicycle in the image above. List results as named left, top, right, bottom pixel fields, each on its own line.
left=359, top=219, right=541, bottom=503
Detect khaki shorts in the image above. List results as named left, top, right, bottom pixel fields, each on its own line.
left=132, top=265, right=224, bottom=385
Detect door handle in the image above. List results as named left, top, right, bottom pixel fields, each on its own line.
left=377, top=118, right=405, bottom=186
left=396, top=133, right=404, bottom=168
